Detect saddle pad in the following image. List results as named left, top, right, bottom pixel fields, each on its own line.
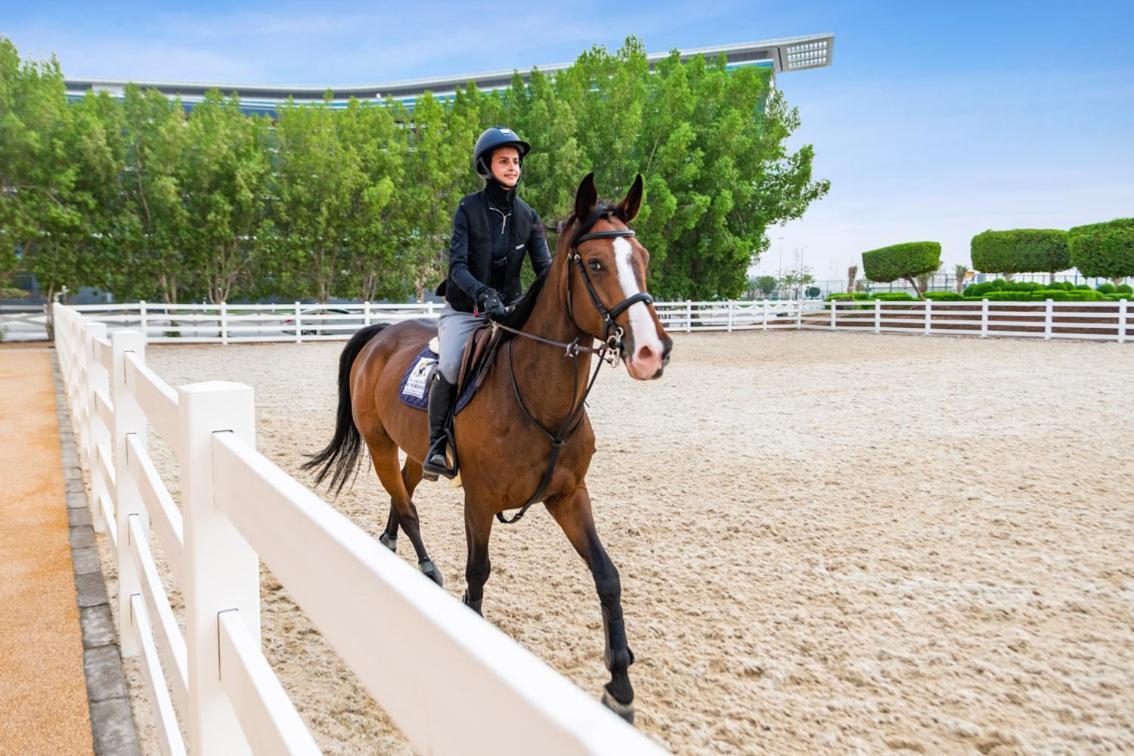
left=398, top=347, right=439, bottom=410
left=397, top=344, right=479, bottom=413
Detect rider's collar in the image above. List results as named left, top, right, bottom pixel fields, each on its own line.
left=484, top=178, right=516, bottom=210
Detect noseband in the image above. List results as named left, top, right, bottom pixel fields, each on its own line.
left=566, top=206, right=655, bottom=356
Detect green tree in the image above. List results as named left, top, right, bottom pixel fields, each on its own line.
left=120, top=85, right=190, bottom=303
left=0, top=39, right=86, bottom=301
left=862, top=242, right=941, bottom=299
left=1069, top=218, right=1134, bottom=284
left=177, top=91, right=273, bottom=303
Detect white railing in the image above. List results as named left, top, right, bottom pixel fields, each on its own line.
left=53, top=303, right=664, bottom=756
left=811, top=298, right=1129, bottom=342
left=69, top=298, right=1131, bottom=343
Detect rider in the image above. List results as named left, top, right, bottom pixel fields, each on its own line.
left=424, top=126, right=552, bottom=479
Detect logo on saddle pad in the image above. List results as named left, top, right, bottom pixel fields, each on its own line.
left=400, top=351, right=438, bottom=407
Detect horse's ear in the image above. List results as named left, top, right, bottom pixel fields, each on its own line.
left=617, top=174, right=644, bottom=223
left=574, top=172, right=598, bottom=222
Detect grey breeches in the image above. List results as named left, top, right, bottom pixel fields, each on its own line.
left=436, top=304, right=482, bottom=383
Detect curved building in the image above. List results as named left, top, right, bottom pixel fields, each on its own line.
left=63, top=34, right=833, bottom=116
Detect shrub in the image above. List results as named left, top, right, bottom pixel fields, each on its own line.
left=806, top=286, right=822, bottom=299
left=1074, top=283, right=1092, bottom=290
left=1117, top=284, right=1133, bottom=294
left=1097, top=282, right=1117, bottom=294
left=971, top=229, right=1070, bottom=275
left=925, top=291, right=964, bottom=300
left=1068, top=218, right=1134, bottom=279
left=862, top=242, right=941, bottom=298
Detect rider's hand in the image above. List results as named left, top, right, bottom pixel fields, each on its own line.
left=478, top=288, right=508, bottom=321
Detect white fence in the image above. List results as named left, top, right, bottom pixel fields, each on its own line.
left=812, top=298, right=1129, bottom=342
left=66, top=298, right=1131, bottom=343
left=53, top=303, right=663, bottom=756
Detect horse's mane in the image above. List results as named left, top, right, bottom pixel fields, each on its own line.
left=498, top=202, right=625, bottom=332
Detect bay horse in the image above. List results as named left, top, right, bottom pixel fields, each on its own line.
left=303, top=173, right=673, bottom=722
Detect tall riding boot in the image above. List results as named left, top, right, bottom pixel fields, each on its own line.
left=423, top=372, right=457, bottom=480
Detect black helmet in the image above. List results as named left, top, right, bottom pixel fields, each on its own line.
left=473, top=126, right=531, bottom=178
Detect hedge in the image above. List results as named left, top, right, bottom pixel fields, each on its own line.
left=861, top=242, right=941, bottom=284
left=1068, top=218, right=1134, bottom=279
left=970, top=229, right=1070, bottom=275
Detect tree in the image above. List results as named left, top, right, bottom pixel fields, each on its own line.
left=846, top=264, right=858, bottom=293
left=754, top=275, right=777, bottom=297
left=1069, top=218, right=1134, bottom=284
left=179, top=91, right=273, bottom=303
left=119, top=85, right=190, bottom=303
left=780, top=269, right=814, bottom=299
left=971, top=229, right=1069, bottom=283
left=862, top=242, right=941, bottom=299
left=0, top=39, right=86, bottom=301
left=954, top=264, right=969, bottom=294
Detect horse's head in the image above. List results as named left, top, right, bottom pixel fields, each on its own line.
left=563, top=173, right=673, bottom=380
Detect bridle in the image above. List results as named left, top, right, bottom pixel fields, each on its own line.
left=565, top=205, right=655, bottom=357
left=489, top=205, right=656, bottom=524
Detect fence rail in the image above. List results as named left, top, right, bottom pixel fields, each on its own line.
left=54, top=303, right=663, bottom=755
left=65, top=298, right=1132, bottom=344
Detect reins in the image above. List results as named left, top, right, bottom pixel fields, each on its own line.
left=490, top=206, right=651, bottom=524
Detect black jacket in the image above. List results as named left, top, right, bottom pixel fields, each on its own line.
left=439, top=188, right=551, bottom=313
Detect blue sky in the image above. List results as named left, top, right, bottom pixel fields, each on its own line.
left=4, top=0, right=1133, bottom=282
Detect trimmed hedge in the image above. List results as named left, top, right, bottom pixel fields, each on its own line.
left=1068, top=218, right=1134, bottom=279
left=971, top=229, right=1070, bottom=275
left=862, top=242, right=941, bottom=284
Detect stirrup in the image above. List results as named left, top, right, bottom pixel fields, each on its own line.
left=423, top=441, right=456, bottom=481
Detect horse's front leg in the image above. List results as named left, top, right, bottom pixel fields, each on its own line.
left=462, top=504, right=494, bottom=615
left=546, top=484, right=636, bottom=724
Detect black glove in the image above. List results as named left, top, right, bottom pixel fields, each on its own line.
left=478, top=288, right=508, bottom=321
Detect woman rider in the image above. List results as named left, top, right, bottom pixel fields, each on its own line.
left=424, top=126, right=551, bottom=480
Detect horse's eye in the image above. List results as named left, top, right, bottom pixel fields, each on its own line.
left=588, top=259, right=602, bottom=272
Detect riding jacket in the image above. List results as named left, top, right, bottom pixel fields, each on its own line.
left=438, top=181, right=551, bottom=313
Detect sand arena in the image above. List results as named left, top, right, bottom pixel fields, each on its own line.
left=96, top=330, right=1134, bottom=754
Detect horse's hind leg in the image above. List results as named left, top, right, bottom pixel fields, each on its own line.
left=367, top=438, right=442, bottom=586
left=379, top=458, right=423, bottom=553
left=546, top=484, right=636, bottom=724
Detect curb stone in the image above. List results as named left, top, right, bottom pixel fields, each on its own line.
left=50, top=350, right=141, bottom=756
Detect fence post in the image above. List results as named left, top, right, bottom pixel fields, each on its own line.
left=1119, top=299, right=1128, bottom=343
left=981, top=299, right=989, bottom=338
left=294, top=301, right=302, bottom=344
left=795, top=299, right=803, bottom=330
left=86, top=322, right=109, bottom=533
left=179, top=381, right=259, bottom=754
left=220, top=301, right=228, bottom=345
left=139, top=300, right=148, bottom=342
left=924, top=298, right=932, bottom=335
left=762, top=299, right=769, bottom=331
left=363, top=301, right=371, bottom=326
left=874, top=299, right=882, bottom=334
left=685, top=300, right=692, bottom=333
left=111, top=330, right=147, bottom=657
left=727, top=300, right=734, bottom=333
left=1044, top=298, right=1053, bottom=340
left=830, top=299, right=837, bottom=330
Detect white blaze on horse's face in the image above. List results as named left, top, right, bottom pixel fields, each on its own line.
left=613, top=236, right=665, bottom=380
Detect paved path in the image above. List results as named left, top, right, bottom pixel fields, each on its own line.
left=0, top=345, right=93, bottom=754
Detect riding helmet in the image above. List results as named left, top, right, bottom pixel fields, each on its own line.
left=472, top=126, right=531, bottom=177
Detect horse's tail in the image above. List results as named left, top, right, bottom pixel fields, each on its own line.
left=301, top=323, right=387, bottom=495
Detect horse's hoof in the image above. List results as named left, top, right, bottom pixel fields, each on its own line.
left=420, top=560, right=443, bottom=587
left=462, top=590, right=483, bottom=616
left=379, top=533, right=396, bottom=552
left=601, top=690, right=635, bottom=725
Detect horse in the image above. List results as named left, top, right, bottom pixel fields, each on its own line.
left=302, top=172, right=673, bottom=722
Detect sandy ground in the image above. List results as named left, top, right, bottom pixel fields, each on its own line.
left=99, top=330, right=1133, bottom=754
left=0, top=346, right=93, bottom=755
